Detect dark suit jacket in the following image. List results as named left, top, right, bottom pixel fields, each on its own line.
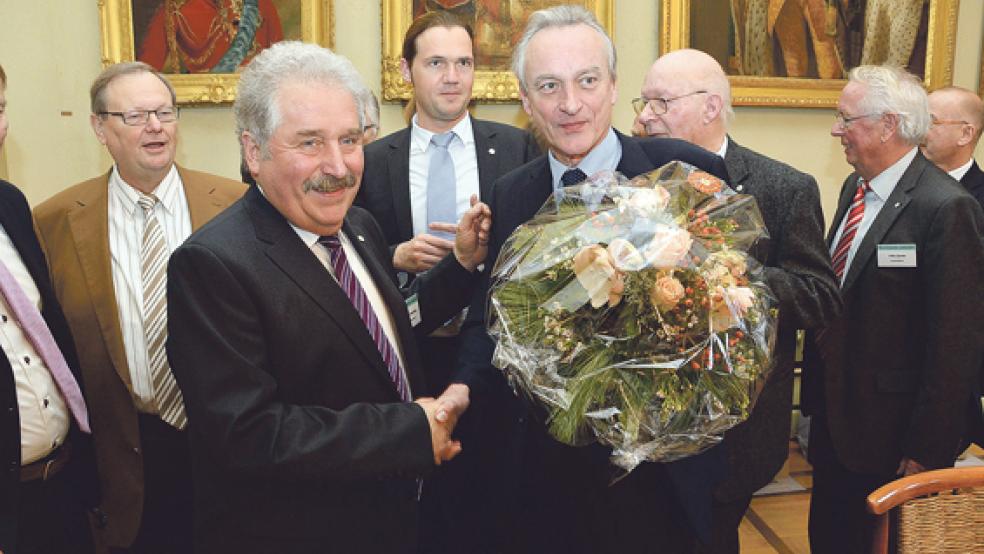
left=960, top=159, right=984, bottom=211
left=355, top=116, right=539, bottom=252
left=0, top=179, right=98, bottom=554
left=714, top=140, right=841, bottom=502
left=32, top=166, right=245, bottom=547
left=802, top=151, right=984, bottom=474
left=454, top=130, right=732, bottom=543
left=166, top=186, right=479, bottom=553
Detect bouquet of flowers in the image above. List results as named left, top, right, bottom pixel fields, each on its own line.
left=487, top=161, right=778, bottom=473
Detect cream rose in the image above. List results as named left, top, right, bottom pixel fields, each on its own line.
left=650, top=275, right=685, bottom=311
left=643, top=226, right=693, bottom=269
left=709, top=285, right=755, bottom=332
left=573, top=244, right=624, bottom=308
left=607, top=238, right=646, bottom=271
left=626, top=186, right=671, bottom=215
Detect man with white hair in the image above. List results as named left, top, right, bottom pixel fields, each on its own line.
left=636, top=48, right=841, bottom=554
left=454, top=6, right=730, bottom=553
left=165, top=41, right=491, bottom=553
left=802, top=65, right=984, bottom=553
left=922, top=86, right=984, bottom=210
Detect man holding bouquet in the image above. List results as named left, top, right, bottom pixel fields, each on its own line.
left=635, top=48, right=842, bottom=553
left=454, top=5, right=733, bottom=553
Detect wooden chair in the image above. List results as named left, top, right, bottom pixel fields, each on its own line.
left=866, top=466, right=984, bottom=553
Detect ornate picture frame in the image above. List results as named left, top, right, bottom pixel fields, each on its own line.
left=381, top=0, right=614, bottom=102
left=98, top=0, right=334, bottom=105
left=660, top=0, right=958, bottom=108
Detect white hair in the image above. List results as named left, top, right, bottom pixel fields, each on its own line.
left=849, top=65, right=930, bottom=146
left=511, top=5, right=616, bottom=93
left=234, top=41, right=370, bottom=153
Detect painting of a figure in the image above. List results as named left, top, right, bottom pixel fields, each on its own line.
left=692, top=0, right=930, bottom=80
left=132, top=0, right=304, bottom=74
left=412, top=0, right=589, bottom=68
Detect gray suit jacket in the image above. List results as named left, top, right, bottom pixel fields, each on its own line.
left=803, top=151, right=984, bottom=473
left=714, top=139, right=841, bottom=501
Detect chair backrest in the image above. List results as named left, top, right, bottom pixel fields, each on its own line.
left=866, top=466, right=984, bottom=553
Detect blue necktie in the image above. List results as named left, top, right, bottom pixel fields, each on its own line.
left=561, top=167, right=588, bottom=188
left=426, top=132, right=457, bottom=240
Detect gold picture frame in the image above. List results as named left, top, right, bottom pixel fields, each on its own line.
left=660, top=0, right=958, bottom=108
left=381, top=0, right=614, bottom=102
left=98, top=0, right=334, bottom=105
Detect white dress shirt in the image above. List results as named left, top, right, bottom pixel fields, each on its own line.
left=290, top=224, right=412, bottom=397
left=948, top=158, right=973, bottom=182
left=0, top=224, right=70, bottom=463
left=107, top=164, right=192, bottom=411
left=408, top=114, right=480, bottom=237
left=829, top=147, right=918, bottom=284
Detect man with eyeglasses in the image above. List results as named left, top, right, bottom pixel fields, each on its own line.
left=635, top=48, right=841, bottom=554
left=801, top=66, right=984, bottom=553
left=32, top=62, right=245, bottom=553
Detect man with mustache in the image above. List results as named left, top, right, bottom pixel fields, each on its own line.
left=33, top=62, right=245, bottom=553
left=165, top=41, right=491, bottom=553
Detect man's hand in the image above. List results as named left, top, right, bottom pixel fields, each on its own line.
left=897, top=457, right=928, bottom=477
left=434, top=383, right=470, bottom=430
left=415, top=397, right=463, bottom=465
left=393, top=233, right=455, bottom=273
left=452, top=194, right=492, bottom=272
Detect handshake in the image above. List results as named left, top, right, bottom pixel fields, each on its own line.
left=415, top=383, right=470, bottom=465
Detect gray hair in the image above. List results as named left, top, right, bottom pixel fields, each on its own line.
left=849, top=65, right=930, bottom=145
left=511, top=5, right=616, bottom=93
left=234, top=41, right=369, bottom=153
left=90, top=61, right=176, bottom=114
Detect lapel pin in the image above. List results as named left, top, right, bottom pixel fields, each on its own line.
left=488, top=148, right=496, bottom=155
left=735, top=185, right=743, bottom=192
left=357, top=235, right=365, bottom=242
left=894, top=202, right=901, bottom=208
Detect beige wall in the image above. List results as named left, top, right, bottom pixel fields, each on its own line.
left=1, top=0, right=982, bottom=224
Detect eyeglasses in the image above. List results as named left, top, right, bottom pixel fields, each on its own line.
left=833, top=112, right=881, bottom=129
left=631, top=90, right=708, bottom=116
left=98, top=107, right=180, bottom=126
left=930, top=115, right=969, bottom=127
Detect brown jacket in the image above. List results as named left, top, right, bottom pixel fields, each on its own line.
left=32, top=166, right=245, bottom=548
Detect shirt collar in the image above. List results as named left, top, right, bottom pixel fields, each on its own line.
left=948, top=158, right=974, bottom=181
left=715, top=136, right=729, bottom=159
left=410, top=113, right=474, bottom=154
left=547, top=127, right=621, bottom=189
left=109, top=164, right=180, bottom=215
left=866, top=147, right=918, bottom=201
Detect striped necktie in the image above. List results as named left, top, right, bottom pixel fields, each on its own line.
left=0, top=259, right=90, bottom=433
left=137, top=194, right=187, bottom=430
left=830, top=178, right=870, bottom=284
left=320, top=235, right=411, bottom=401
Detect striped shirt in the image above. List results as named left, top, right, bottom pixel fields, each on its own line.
left=107, top=164, right=191, bottom=411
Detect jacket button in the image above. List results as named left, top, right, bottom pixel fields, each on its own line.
left=132, top=447, right=140, bottom=455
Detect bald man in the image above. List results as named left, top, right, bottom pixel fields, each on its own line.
left=923, top=87, right=984, bottom=210
left=636, top=49, right=841, bottom=553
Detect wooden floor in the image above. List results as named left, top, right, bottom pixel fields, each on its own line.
left=737, top=442, right=984, bottom=553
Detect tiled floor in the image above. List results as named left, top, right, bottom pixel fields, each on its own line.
left=737, top=442, right=984, bottom=553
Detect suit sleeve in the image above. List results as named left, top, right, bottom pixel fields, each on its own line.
left=760, top=176, right=841, bottom=334
left=166, top=243, right=435, bottom=485
left=904, top=194, right=984, bottom=467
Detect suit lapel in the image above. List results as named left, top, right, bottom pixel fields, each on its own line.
left=179, top=166, right=229, bottom=230
left=615, top=130, right=656, bottom=177
left=246, top=189, right=401, bottom=398
left=0, top=198, right=45, bottom=287
left=723, top=139, right=750, bottom=192
left=387, top=130, right=414, bottom=241
left=827, top=174, right=859, bottom=247
left=840, top=156, right=922, bottom=292
left=473, top=118, right=498, bottom=202
left=67, top=173, right=133, bottom=390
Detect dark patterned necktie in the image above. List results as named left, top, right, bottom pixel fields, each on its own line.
left=561, top=167, right=588, bottom=188
left=320, top=235, right=411, bottom=401
left=830, top=178, right=870, bottom=284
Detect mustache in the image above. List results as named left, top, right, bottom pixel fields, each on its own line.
left=303, top=173, right=357, bottom=194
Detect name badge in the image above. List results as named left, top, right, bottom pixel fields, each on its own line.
left=877, top=244, right=916, bottom=267
left=406, top=294, right=422, bottom=327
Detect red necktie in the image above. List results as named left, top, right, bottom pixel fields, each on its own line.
left=320, top=236, right=411, bottom=401
left=831, top=178, right=869, bottom=283
left=0, top=258, right=91, bottom=433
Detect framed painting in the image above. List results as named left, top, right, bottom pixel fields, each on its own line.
left=381, top=0, right=614, bottom=102
left=660, top=0, right=958, bottom=108
left=98, top=0, right=334, bottom=104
